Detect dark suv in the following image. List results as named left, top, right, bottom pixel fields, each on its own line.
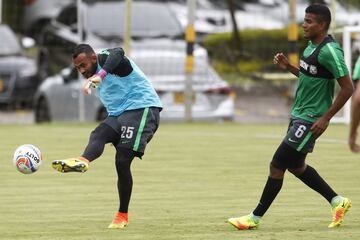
left=0, top=24, right=39, bottom=109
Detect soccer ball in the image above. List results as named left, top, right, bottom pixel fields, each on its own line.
left=13, top=144, right=43, bottom=174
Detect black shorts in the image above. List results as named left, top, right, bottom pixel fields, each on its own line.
left=104, top=107, right=160, bottom=157
left=271, top=142, right=306, bottom=171
left=283, top=117, right=317, bottom=154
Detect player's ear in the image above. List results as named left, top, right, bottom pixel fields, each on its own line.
left=319, top=21, right=325, bottom=31
left=317, top=18, right=327, bottom=31
left=91, top=53, right=97, bottom=63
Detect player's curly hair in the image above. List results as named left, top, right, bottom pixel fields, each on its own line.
left=306, top=4, right=331, bottom=30
left=72, top=43, right=95, bottom=59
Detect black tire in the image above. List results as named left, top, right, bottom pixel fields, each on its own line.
left=222, top=116, right=234, bottom=122
left=35, top=97, right=51, bottom=123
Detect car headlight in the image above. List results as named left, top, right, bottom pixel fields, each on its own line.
left=19, top=64, right=37, bottom=78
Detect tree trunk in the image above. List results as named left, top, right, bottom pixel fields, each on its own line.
left=226, top=0, right=241, bottom=56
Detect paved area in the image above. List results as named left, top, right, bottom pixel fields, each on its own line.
left=233, top=84, right=291, bottom=124
left=0, top=110, right=34, bottom=124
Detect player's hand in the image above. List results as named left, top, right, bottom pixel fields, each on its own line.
left=349, top=133, right=360, bottom=153
left=83, top=79, right=92, bottom=95
left=273, top=53, right=290, bottom=70
left=88, top=75, right=102, bottom=86
left=311, top=117, right=329, bottom=137
left=82, top=75, right=102, bottom=95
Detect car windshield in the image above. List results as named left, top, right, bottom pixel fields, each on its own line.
left=85, top=1, right=183, bottom=39
left=0, top=25, right=21, bottom=56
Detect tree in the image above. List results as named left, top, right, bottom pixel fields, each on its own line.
left=226, top=0, right=241, bottom=56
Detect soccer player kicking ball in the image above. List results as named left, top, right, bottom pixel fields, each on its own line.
left=228, top=4, right=353, bottom=230
left=52, top=44, right=162, bottom=229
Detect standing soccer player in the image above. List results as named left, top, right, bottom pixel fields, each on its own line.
left=228, top=4, right=353, bottom=230
left=52, top=44, right=162, bottom=229
left=349, top=55, right=360, bottom=152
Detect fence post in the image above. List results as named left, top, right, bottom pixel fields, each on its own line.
left=288, top=0, right=298, bottom=66
left=185, top=0, right=196, bottom=122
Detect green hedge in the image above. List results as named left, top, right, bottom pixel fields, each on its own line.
left=203, top=28, right=308, bottom=75
left=337, top=0, right=360, bottom=8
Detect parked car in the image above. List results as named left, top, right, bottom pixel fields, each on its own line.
left=168, top=0, right=229, bottom=37
left=34, top=1, right=234, bottom=122
left=168, top=0, right=284, bottom=38
left=22, top=0, right=74, bottom=39
left=0, top=24, right=38, bottom=109
left=34, top=67, right=106, bottom=122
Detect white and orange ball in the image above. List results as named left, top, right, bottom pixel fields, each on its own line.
left=13, top=144, right=43, bottom=174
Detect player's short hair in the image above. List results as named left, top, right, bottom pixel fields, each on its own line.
left=305, top=4, right=331, bottom=30
left=72, top=43, right=95, bottom=59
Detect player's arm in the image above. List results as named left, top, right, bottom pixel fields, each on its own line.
left=324, top=75, right=353, bottom=118
left=311, top=46, right=354, bottom=136
left=273, top=52, right=299, bottom=77
left=85, top=48, right=127, bottom=92
left=349, top=84, right=360, bottom=152
left=348, top=57, right=360, bottom=151
left=311, top=75, right=353, bottom=137
left=352, top=56, right=360, bottom=86
left=99, top=47, right=126, bottom=73
left=323, top=75, right=353, bottom=123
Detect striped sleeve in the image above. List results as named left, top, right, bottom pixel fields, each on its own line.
left=319, top=42, right=349, bottom=79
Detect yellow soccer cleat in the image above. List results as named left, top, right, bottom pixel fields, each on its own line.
left=52, top=157, right=89, bottom=173
left=108, top=212, right=128, bottom=229
left=228, top=214, right=259, bottom=230
left=328, top=197, right=352, bottom=228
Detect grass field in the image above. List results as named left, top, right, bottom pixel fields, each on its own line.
left=0, top=122, right=359, bottom=240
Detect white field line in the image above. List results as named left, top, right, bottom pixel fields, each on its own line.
left=161, top=131, right=347, bottom=144
left=255, top=134, right=347, bottom=144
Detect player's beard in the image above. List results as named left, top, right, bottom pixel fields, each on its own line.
left=83, top=63, right=98, bottom=78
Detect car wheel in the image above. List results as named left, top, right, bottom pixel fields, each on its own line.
left=35, top=97, right=51, bottom=123
left=222, top=116, right=234, bottom=122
